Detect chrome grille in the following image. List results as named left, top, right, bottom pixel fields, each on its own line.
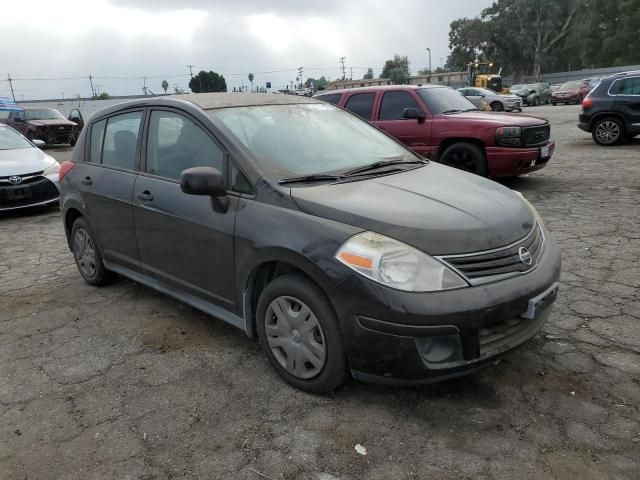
left=522, top=125, right=550, bottom=146
left=440, top=224, right=544, bottom=285
left=0, top=171, right=44, bottom=185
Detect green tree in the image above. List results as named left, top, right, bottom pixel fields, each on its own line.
left=248, top=73, right=254, bottom=91
left=363, top=68, right=374, bottom=79
left=304, top=76, right=328, bottom=91
left=161, top=80, right=169, bottom=94
left=93, top=92, right=110, bottom=100
left=380, top=55, right=410, bottom=84
left=189, top=70, right=227, bottom=93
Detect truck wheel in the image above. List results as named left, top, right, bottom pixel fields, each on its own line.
left=592, top=117, right=624, bottom=146
left=439, top=142, right=488, bottom=176
left=256, top=274, right=349, bottom=394
left=490, top=101, right=504, bottom=112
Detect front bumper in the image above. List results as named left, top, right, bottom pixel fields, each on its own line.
left=552, top=94, right=579, bottom=103
left=330, top=231, right=561, bottom=384
left=0, top=174, right=60, bottom=211
left=486, top=140, right=555, bottom=177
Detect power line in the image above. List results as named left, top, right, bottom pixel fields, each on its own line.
left=7, top=74, right=16, bottom=102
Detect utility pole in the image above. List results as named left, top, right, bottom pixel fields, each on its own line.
left=60, top=92, right=65, bottom=101
left=95, top=84, right=102, bottom=96
left=339, top=57, right=346, bottom=80
left=88, top=74, right=95, bottom=98
left=186, top=65, right=195, bottom=78
left=350, top=67, right=353, bottom=80
left=426, top=48, right=432, bottom=82
left=297, top=66, right=304, bottom=89
left=7, top=74, right=16, bottom=102
left=143, top=76, right=147, bottom=95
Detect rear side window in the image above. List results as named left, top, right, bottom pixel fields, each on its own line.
left=101, top=112, right=142, bottom=170
left=89, top=119, right=106, bottom=164
left=317, top=93, right=342, bottom=105
left=146, top=110, right=224, bottom=181
left=344, top=93, right=375, bottom=120
left=610, top=77, right=640, bottom=95
left=379, top=91, right=423, bottom=121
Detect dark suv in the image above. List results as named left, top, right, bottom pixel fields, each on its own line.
left=59, top=93, right=561, bottom=393
left=315, top=86, right=554, bottom=178
left=578, top=71, right=640, bottom=145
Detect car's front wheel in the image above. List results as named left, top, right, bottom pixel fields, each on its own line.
left=490, top=101, right=504, bottom=112
left=592, top=117, right=624, bottom=146
left=70, top=217, right=112, bottom=286
left=256, top=274, right=348, bottom=393
left=439, top=142, right=488, bottom=176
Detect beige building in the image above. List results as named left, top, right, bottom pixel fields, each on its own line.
left=327, top=71, right=466, bottom=90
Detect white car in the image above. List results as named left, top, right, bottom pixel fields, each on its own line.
left=457, top=87, right=523, bottom=112
left=0, top=124, right=60, bottom=211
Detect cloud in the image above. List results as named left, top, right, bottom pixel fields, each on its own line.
left=0, top=0, right=492, bottom=99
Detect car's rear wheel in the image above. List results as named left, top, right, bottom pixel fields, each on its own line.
left=490, top=101, right=504, bottom=112
left=70, top=217, right=111, bottom=286
left=256, top=274, right=348, bottom=393
left=592, top=117, right=624, bottom=146
left=439, top=142, right=488, bottom=176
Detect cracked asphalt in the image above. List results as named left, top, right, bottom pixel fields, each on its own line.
left=1, top=104, right=639, bottom=479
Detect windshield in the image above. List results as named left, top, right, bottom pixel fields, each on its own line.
left=416, top=87, right=476, bottom=115
left=561, top=81, right=581, bottom=89
left=209, top=103, right=416, bottom=179
left=0, top=125, right=33, bottom=150
left=25, top=109, right=66, bottom=120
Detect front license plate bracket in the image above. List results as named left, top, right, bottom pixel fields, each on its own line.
left=521, top=282, right=559, bottom=320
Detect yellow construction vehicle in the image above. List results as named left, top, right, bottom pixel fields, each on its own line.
left=466, top=61, right=504, bottom=93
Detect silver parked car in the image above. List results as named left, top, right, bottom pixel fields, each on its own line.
left=510, top=83, right=552, bottom=106
left=457, top=87, right=523, bottom=112
left=0, top=124, right=60, bottom=211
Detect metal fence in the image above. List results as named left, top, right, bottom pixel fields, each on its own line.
left=504, top=64, right=640, bottom=86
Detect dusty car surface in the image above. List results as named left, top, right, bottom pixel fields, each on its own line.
left=0, top=124, right=60, bottom=210
left=316, top=85, right=555, bottom=177
left=5, top=107, right=78, bottom=146
left=59, top=93, right=561, bottom=393
left=457, top=86, right=523, bottom=112
left=510, top=83, right=552, bottom=105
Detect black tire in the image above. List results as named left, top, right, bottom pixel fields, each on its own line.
left=70, top=217, right=112, bottom=286
left=592, top=117, right=625, bottom=146
left=552, top=102, right=557, bottom=106
left=256, top=274, right=348, bottom=394
left=490, top=101, right=504, bottom=112
left=70, top=138, right=76, bottom=147
left=438, top=142, right=488, bottom=176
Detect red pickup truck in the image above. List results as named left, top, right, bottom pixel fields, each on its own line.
left=315, top=85, right=555, bottom=177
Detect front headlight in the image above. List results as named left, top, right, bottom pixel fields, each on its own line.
left=335, top=231, right=468, bottom=292
left=43, top=162, right=60, bottom=176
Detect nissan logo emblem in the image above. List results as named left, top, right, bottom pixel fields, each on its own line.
left=518, top=246, right=533, bottom=265
left=8, top=176, right=22, bottom=185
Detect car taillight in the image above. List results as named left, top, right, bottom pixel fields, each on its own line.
left=59, top=161, right=76, bottom=181
left=582, top=97, right=593, bottom=109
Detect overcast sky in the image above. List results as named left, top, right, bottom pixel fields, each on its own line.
left=0, top=0, right=492, bottom=100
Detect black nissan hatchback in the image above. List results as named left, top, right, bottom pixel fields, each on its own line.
left=59, top=93, right=561, bottom=393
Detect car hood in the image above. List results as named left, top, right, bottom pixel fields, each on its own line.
left=291, top=162, right=535, bottom=255
left=439, top=110, right=547, bottom=126
left=28, top=119, right=77, bottom=127
left=0, top=147, right=57, bottom=175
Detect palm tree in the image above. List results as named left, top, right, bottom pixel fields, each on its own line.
left=161, top=80, right=169, bottom=94
left=248, top=73, right=254, bottom=92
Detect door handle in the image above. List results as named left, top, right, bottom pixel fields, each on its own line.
left=80, top=176, right=92, bottom=185
left=136, top=191, right=153, bottom=202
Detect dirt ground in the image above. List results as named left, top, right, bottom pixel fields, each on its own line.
left=1, top=104, right=639, bottom=479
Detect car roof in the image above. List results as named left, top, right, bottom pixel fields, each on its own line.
left=315, top=84, right=448, bottom=96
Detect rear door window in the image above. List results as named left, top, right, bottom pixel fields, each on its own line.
left=101, top=112, right=142, bottom=170
left=316, top=93, right=342, bottom=105
left=344, top=93, right=375, bottom=120
left=611, top=77, right=640, bottom=95
left=379, top=91, right=423, bottom=121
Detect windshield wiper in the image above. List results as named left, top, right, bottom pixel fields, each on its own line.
left=341, top=158, right=427, bottom=177
left=278, top=173, right=342, bottom=185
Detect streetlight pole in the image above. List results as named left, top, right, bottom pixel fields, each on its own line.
left=426, top=47, right=432, bottom=82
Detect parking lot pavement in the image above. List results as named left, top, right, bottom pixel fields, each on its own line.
left=1, top=104, right=638, bottom=479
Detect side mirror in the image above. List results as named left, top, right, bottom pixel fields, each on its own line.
left=180, top=167, right=227, bottom=197
left=402, top=107, right=426, bottom=121
left=32, top=139, right=46, bottom=148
